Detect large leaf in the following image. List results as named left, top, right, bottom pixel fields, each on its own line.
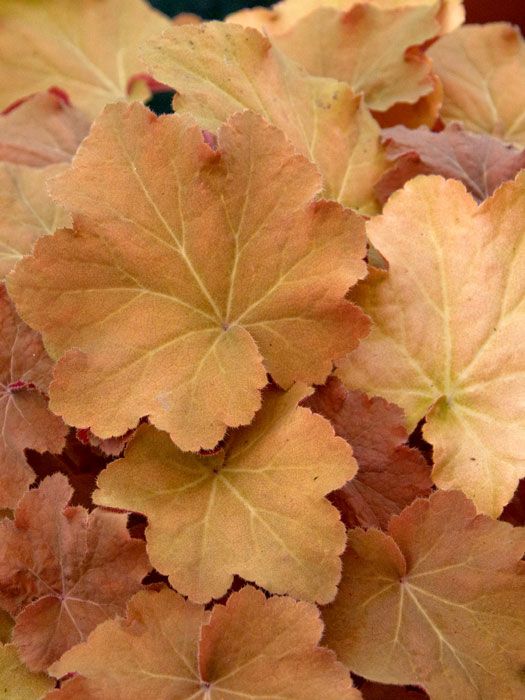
left=428, top=23, right=525, bottom=147
left=323, top=490, right=525, bottom=699
left=268, top=5, right=439, bottom=112
left=145, top=21, right=387, bottom=214
left=0, top=286, right=67, bottom=509
left=0, top=0, right=170, bottom=118
left=0, top=474, right=149, bottom=671
left=94, top=386, right=356, bottom=604
left=9, top=104, right=368, bottom=452
left=337, top=174, right=525, bottom=516
left=50, top=586, right=360, bottom=699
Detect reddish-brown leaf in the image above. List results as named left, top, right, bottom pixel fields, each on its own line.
left=0, top=474, right=150, bottom=671
left=0, top=285, right=67, bottom=509
left=304, top=377, right=432, bottom=529
left=376, top=123, right=525, bottom=204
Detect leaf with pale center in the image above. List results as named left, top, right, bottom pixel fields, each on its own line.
left=0, top=285, right=67, bottom=509
left=50, top=586, right=360, bottom=699
left=428, top=23, right=525, bottom=147
left=323, top=490, right=525, bottom=699
left=0, top=474, right=150, bottom=671
left=94, top=385, right=356, bottom=603
left=9, top=104, right=368, bottom=452
left=0, top=0, right=170, bottom=118
left=337, top=174, right=525, bottom=516
left=145, top=21, right=387, bottom=214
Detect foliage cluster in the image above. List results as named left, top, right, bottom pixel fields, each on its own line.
left=0, top=0, right=524, bottom=698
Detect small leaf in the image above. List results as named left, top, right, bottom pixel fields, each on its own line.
left=0, top=644, right=54, bottom=700
left=0, top=474, right=150, bottom=670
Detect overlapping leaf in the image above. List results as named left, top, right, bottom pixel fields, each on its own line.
left=94, top=385, right=356, bottom=603
left=337, top=174, right=525, bottom=516
left=51, top=586, right=360, bottom=699
left=376, top=123, right=525, bottom=204
left=304, top=377, right=432, bottom=529
left=0, top=164, right=70, bottom=279
left=0, top=0, right=170, bottom=118
left=0, top=90, right=89, bottom=167
left=145, top=21, right=387, bottom=213
left=0, top=644, right=54, bottom=700
left=323, top=490, right=525, bottom=699
left=0, top=474, right=149, bottom=671
left=0, top=286, right=67, bottom=509
left=429, top=24, right=525, bottom=146
left=228, top=0, right=464, bottom=35
left=267, top=5, right=439, bottom=113
left=9, top=104, right=369, bottom=452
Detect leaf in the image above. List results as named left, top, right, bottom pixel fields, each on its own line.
left=323, top=490, right=525, bottom=699
left=50, top=586, right=360, bottom=699
left=94, top=385, right=356, bottom=604
left=0, top=90, right=90, bottom=167
left=0, top=163, right=71, bottom=279
left=0, top=474, right=150, bottom=671
left=9, top=104, right=369, bottom=452
left=376, top=123, right=525, bottom=204
left=337, top=174, right=525, bottom=516
left=0, top=644, right=54, bottom=700
left=304, top=377, right=432, bottom=529
left=428, top=23, right=525, bottom=146
left=144, top=21, right=387, bottom=214
left=0, top=0, right=170, bottom=118
left=0, top=285, right=67, bottom=509
left=227, top=0, right=464, bottom=35
left=268, top=5, right=439, bottom=112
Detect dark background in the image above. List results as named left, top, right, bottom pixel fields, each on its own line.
left=149, top=0, right=525, bottom=28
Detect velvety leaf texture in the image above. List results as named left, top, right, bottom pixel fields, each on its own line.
left=9, top=104, right=369, bottom=452
left=51, top=586, right=360, bottom=699
left=94, top=386, right=356, bottom=603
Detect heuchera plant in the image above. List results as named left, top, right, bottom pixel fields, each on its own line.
left=0, top=0, right=524, bottom=698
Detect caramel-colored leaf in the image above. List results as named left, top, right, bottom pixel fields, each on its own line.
left=228, top=0, right=464, bottom=35
left=269, top=5, right=439, bottom=112
left=0, top=474, right=149, bottom=671
left=0, top=163, right=70, bottom=279
left=94, top=385, right=356, bottom=603
left=0, top=286, right=67, bottom=509
left=337, top=174, right=525, bottom=516
left=323, top=490, right=525, bottom=699
left=0, top=90, right=90, bottom=167
left=9, top=104, right=368, bottom=452
left=304, top=377, right=432, bottom=529
left=0, top=0, right=170, bottom=118
left=51, top=586, right=360, bottom=699
left=429, top=23, right=525, bottom=146
left=376, top=123, right=525, bottom=204
left=0, top=644, right=54, bottom=700
left=145, top=22, right=387, bottom=214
